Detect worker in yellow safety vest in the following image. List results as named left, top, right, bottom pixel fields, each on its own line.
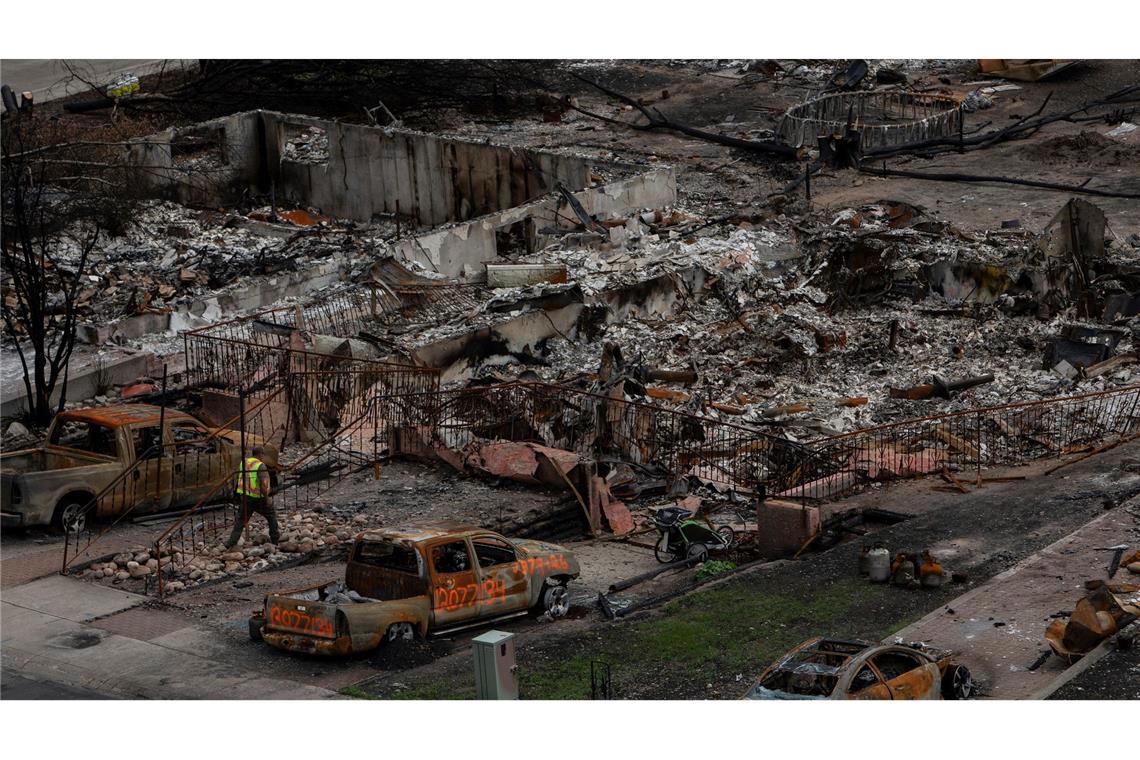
left=224, top=444, right=280, bottom=549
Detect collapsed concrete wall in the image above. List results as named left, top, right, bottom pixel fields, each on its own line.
left=126, top=112, right=676, bottom=281
left=127, top=113, right=261, bottom=207
left=406, top=261, right=707, bottom=380
left=265, top=113, right=593, bottom=226
left=79, top=258, right=347, bottom=345
left=413, top=303, right=585, bottom=383
left=127, top=110, right=598, bottom=225
left=391, top=169, right=677, bottom=278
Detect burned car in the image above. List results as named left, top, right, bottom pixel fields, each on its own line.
left=743, top=638, right=973, bottom=700
left=251, top=522, right=581, bottom=655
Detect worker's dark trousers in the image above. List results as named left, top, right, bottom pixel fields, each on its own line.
left=224, top=495, right=280, bottom=548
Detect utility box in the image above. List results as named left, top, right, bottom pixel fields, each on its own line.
left=473, top=630, right=518, bottom=700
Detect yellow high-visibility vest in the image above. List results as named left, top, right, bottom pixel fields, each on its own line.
left=235, top=457, right=265, bottom=496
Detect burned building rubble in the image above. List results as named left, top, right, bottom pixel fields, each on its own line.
left=53, top=169, right=1140, bottom=599
left=8, top=53, right=1140, bottom=716
left=6, top=65, right=1140, bottom=611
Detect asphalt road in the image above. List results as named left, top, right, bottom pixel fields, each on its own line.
left=1, top=670, right=116, bottom=700
left=0, top=59, right=183, bottom=102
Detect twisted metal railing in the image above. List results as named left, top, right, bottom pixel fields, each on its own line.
left=778, top=91, right=963, bottom=151
left=784, top=385, right=1140, bottom=502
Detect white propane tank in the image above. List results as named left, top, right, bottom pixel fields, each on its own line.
left=867, top=547, right=891, bottom=583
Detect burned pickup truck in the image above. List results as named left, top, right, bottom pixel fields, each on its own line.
left=251, top=523, right=581, bottom=655
left=1, top=404, right=275, bottom=532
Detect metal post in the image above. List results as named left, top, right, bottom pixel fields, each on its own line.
left=975, top=410, right=983, bottom=484
left=239, top=389, right=247, bottom=546
left=159, top=364, right=172, bottom=494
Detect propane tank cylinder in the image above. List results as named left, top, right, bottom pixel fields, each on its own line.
left=867, top=547, right=891, bottom=583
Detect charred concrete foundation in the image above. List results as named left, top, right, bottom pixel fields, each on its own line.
left=127, top=111, right=677, bottom=280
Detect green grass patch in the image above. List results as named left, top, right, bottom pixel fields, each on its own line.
left=695, top=560, right=737, bottom=582
left=356, top=573, right=917, bottom=700
left=387, top=680, right=473, bottom=700
left=518, top=574, right=883, bottom=699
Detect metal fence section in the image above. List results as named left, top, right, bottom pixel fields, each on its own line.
left=371, top=382, right=1140, bottom=507
left=366, top=382, right=806, bottom=495
left=75, top=366, right=1140, bottom=595
left=183, top=327, right=436, bottom=393
left=782, top=385, right=1140, bottom=503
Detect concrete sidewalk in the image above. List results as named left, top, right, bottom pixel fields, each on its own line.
left=1, top=574, right=337, bottom=699
left=888, top=500, right=1139, bottom=699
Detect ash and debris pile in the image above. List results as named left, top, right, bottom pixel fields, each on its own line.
left=1, top=199, right=404, bottom=352
left=375, top=195, right=1140, bottom=442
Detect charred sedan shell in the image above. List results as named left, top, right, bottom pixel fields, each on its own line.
left=743, top=637, right=973, bottom=700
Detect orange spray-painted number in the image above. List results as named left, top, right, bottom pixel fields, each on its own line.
left=433, top=579, right=508, bottom=612
left=511, top=554, right=569, bottom=575
left=269, top=605, right=335, bottom=638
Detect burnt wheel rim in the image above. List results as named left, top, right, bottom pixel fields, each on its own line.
left=388, top=622, right=415, bottom=641
left=952, top=667, right=973, bottom=699
left=61, top=504, right=86, bottom=534
left=545, top=585, right=569, bottom=617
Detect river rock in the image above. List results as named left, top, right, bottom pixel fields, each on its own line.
left=5, top=421, right=29, bottom=437
left=129, top=565, right=152, bottom=578
left=113, top=553, right=132, bottom=565
left=221, top=551, right=244, bottom=562
left=115, top=571, right=131, bottom=581
left=126, top=560, right=140, bottom=570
